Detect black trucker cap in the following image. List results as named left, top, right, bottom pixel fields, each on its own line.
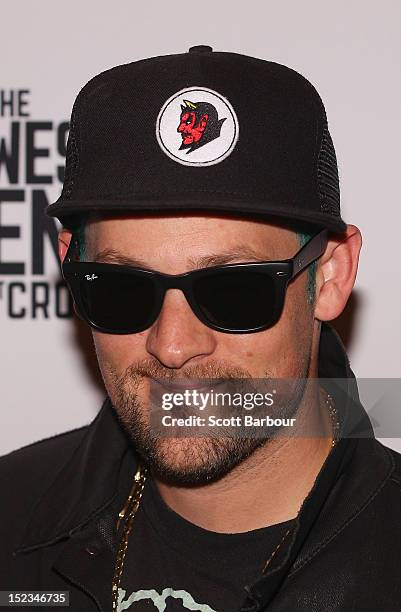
left=45, top=45, right=346, bottom=233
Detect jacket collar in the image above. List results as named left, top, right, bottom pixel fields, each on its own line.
left=15, top=322, right=390, bottom=560
left=15, top=396, right=132, bottom=553
left=240, top=324, right=393, bottom=608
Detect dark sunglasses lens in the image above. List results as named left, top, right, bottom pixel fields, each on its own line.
left=79, top=270, right=156, bottom=332
left=193, top=270, right=278, bottom=331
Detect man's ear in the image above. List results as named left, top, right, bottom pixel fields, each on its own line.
left=58, top=229, right=73, bottom=264
left=314, top=224, right=362, bottom=321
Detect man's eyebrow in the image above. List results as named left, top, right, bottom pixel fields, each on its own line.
left=188, top=246, right=273, bottom=268
left=93, top=245, right=273, bottom=270
left=94, top=249, right=155, bottom=268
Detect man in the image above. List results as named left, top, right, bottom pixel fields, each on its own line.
left=1, top=45, right=400, bottom=612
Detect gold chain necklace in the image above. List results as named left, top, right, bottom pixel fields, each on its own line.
left=260, top=390, right=340, bottom=574
left=325, top=389, right=340, bottom=448
left=111, top=390, right=339, bottom=611
left=112, top=464, right=148, bottom=611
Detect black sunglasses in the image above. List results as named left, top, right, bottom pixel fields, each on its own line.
left=61, top=228, right=328, bottom=334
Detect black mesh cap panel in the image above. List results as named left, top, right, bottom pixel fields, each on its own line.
left=62, top=101, right=80, bottom=201
left=317, top=116, right=341, bottom=219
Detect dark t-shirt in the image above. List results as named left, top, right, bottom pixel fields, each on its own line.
left=118, top=476, right=295, bottom=612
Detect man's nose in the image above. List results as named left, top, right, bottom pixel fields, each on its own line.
left=145, top=289, right=217, bottom=369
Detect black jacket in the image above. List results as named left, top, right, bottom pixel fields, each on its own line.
left=1, top=322, right=401, bottom=612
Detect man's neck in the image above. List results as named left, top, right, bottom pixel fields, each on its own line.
left=153, top=386, right=334, bottom=533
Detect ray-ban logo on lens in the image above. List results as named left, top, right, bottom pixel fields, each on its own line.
left=85, top=274, right=98, bottom=281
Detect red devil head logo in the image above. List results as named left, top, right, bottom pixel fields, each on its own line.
left=177, top=99, right=226, bottom=153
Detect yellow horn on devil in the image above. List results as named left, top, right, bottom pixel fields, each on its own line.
left=184, top=99, right=197, bottom=109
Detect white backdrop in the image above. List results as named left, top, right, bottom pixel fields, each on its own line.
left=1, top=0, right=400, bottom=455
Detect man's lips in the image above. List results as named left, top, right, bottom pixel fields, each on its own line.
left=150, top=378, right=222, bottom=393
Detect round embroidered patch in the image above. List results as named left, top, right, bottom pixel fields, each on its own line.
left=156, top=87, right=239, bottom=167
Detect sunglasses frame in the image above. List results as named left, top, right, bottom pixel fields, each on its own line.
left=62, top=228, right=328, bottom=334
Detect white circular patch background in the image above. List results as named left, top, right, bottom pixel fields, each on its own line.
left=156, top=86, right=239, bottom=167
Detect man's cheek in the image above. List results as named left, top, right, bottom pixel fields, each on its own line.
left=92, top=332, right=141, bottom=373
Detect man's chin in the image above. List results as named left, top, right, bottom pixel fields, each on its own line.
left=132, top=435, right=266, bottom=487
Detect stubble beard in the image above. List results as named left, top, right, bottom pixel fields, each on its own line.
left=106, top=356, right=310, bottom=487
